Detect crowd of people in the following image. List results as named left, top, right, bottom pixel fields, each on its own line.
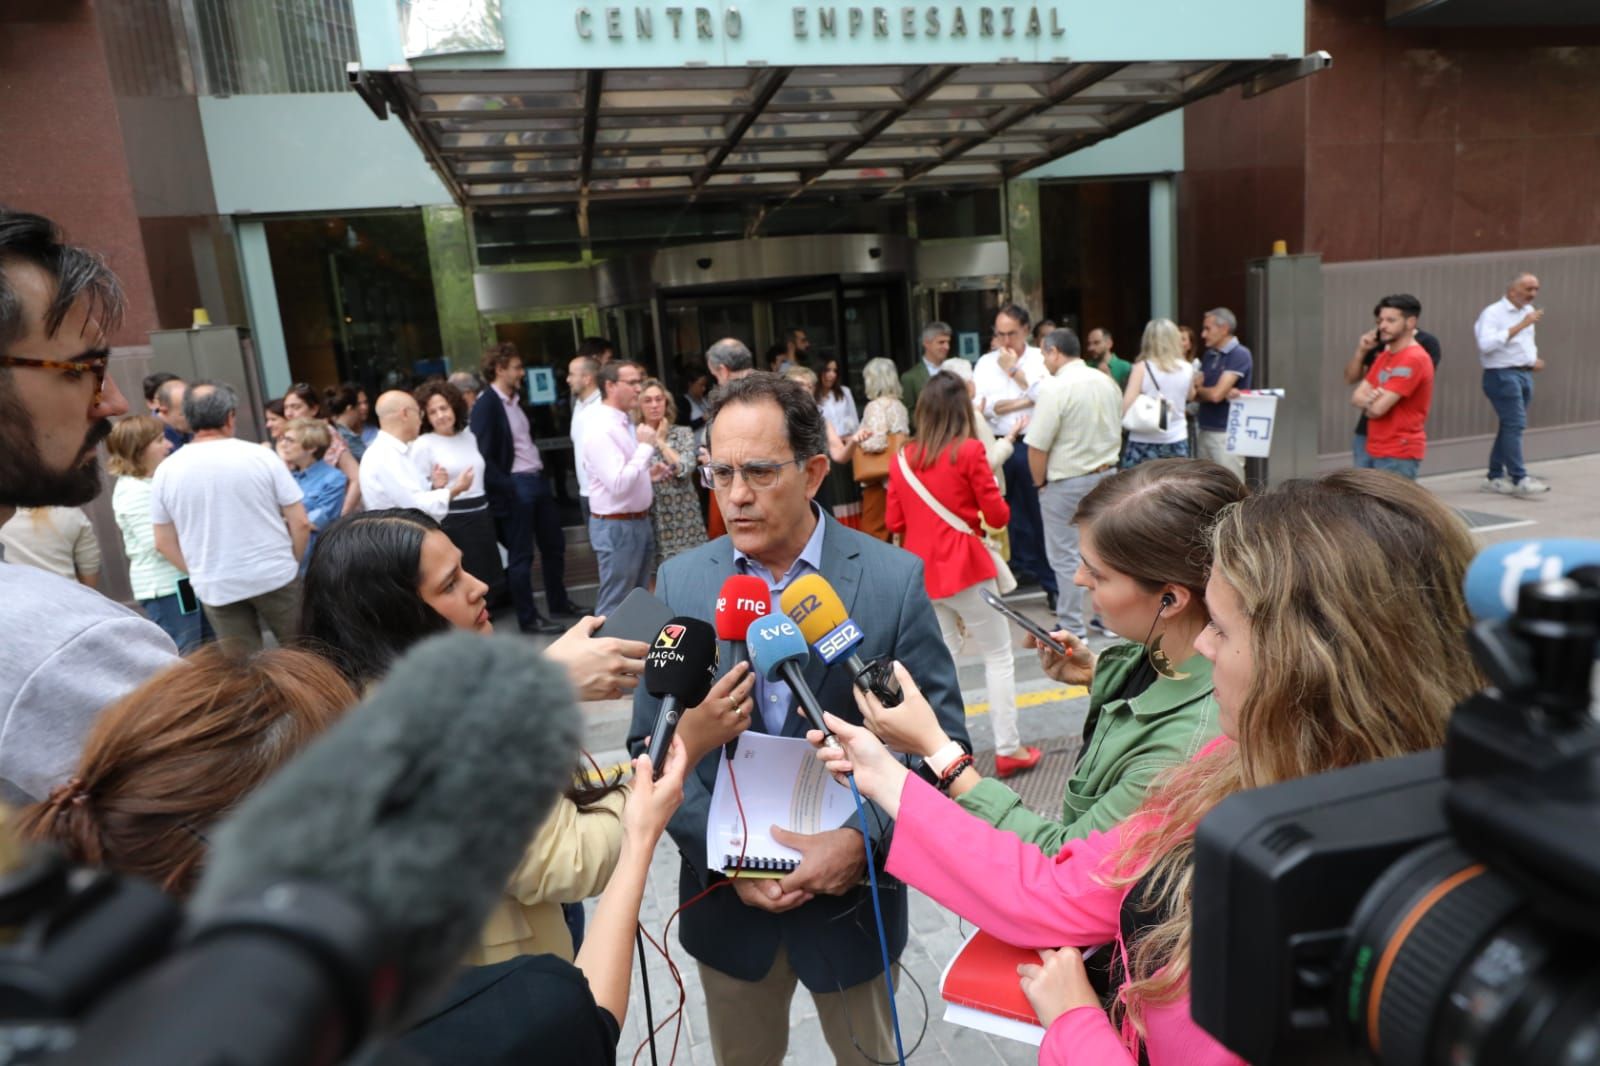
left=0, top=200, right=1547, bottom=1066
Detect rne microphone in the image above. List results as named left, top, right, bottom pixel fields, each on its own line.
left=644, top=617, right=719, bottom=776
left=715, top=573, right=772, bottom=667
left=746, top=616, right=831, bottom=738
left=1464, top=538, right=1600, bottom=624
left=780, top=573, right=903, bottom=706
left=67, top=631, right=582, bottom=1065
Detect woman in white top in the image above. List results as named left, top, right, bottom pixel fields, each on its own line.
left=412, top=380, right=506, bottom=602
left=106, top=415, right=213, bottom=652
left=812, top=358, right=863, bottom=529
left=0, top=507, right=100, bottom=588
left=1121, top=318, right=1198, bottom=469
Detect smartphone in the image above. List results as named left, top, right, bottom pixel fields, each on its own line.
left=594, top=587, right=675, bottom=645
left=175, top=577, right=200, bottom=616
left=979, top=587, right=1067, bottom=655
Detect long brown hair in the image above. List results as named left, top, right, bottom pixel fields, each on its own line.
left=105, top=415, right=166, bottom=477
left=1106, top=469, right=1480, bottom=1036
left=17, top=646, right=356, bottom=898
left=908, top=370, right=976, bottom=469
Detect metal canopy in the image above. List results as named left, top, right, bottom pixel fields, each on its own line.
left=352, top=55, right=1327, bottom=209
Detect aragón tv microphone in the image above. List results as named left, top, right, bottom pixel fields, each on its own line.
left=714, top=574, right=771, bottom=666
left=1464, top=537, right=1600, bottom=625
left=746, top=616, right=830, bottom=739
left=779, top=573, right=903, bottom=707
left=644, top=617, right=718, bottom=777
left=63, top=631, right=583, bottom=1066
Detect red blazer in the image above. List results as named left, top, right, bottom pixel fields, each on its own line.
left=886, top=438, right=1011, bottom=600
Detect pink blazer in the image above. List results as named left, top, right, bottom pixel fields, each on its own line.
left=887, top=771, right=1245, bottom=1066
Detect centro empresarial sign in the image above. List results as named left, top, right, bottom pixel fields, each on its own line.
left=573, top=5, right=1068, bottom=42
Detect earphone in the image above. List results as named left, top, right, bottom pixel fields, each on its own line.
left=1159, top=592, right=1176, bottom=611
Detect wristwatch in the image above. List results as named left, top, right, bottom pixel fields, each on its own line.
left=924, top=741, right=967, bottom=779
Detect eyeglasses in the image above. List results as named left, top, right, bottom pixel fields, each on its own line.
left=699, top=458, right=805, bottom=490
left=0, top=351, right=111, bottom=402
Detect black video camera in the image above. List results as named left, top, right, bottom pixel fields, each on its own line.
left=1192, top=570, right=1600, bottom=1065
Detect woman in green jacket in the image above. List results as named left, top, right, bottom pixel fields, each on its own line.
left=860, top=458, right=1246, bottom=852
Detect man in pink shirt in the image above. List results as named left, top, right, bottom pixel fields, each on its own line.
left=582, top=360, right=656, bottom=617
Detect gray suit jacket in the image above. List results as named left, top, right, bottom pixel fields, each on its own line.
left=628, top=513, right=969, bottom=990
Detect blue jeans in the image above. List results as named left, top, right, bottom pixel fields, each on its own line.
left=1369, top=456, right=1420, bottom=480
left=141, top=591, right=215, bottom=654
left=499, top=471, right=569, bottom=626
left=1483, top=368, right=1533, bottom=482
left=588, top=515, right=654, bottom=619
left=1352, top=432, right=1371, bottom=468
left=1000, top=447, right=1057, bottom=597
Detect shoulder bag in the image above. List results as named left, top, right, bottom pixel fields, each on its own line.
left=1121, top=364, right=1171, bottom=434
left=896, top=450, right=1017, bottom=594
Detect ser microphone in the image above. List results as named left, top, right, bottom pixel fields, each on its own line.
left=746, top=616, right=831, bottom=738
left=1464, top=538, right=1600, bottom=624
left=643, top=617, right=719, bottom=776
left=780, top=573, right=903, bottom=707
left=715, top=573, right=772, bottom=668
left=67, top=631, right=583, bottom=1065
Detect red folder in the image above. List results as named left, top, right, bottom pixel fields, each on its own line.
left=940, top=929, right=1042, bottom=1024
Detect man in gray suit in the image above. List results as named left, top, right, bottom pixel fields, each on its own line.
left=629, top=373, right=969, bottom=1065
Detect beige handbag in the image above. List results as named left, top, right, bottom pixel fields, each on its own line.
left=896, top=452, right=1017, bottom=595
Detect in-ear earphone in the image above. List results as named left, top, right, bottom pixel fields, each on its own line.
left=1160, top=592, right=1176, bottom=611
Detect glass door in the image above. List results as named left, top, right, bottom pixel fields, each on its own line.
left=769, top=284, right=840, bottom=368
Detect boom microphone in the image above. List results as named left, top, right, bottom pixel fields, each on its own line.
left=67, top=631, right=583, bottom=1064
left=714, top=574, right=772, bottom=667
left=746, top=616, right=830, bottom=738
left=1464, top=539, right=1600, bottom=623
left=643, top=617, right=718, bottom=776
left=779, top=573, right=903, bottom=706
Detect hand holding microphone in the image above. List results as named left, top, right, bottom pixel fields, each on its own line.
left=848, top=660, right=950, bottom=758
left=676, top=662, right=754, bottom=764
left=780, top=573, right=903, bottom=707
left=544, top=614, right=649, bottom=701
left=810, top=712, right=911, bottom=819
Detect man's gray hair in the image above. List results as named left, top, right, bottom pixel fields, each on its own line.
left=1205, top=307, right=1238, bottom=334
left=706, top=338, right=753, bottom=373
left=1044, top=328, right=1081, bottom=358
left=1510, top=272, right=1538, bottom=287
left=447, top=371, right=482, bottom=395
left=920, top=321, right=952, bottom=344
left=183, top=380, right=238, bottom=432
left=154, top=377, right=186, bottom=410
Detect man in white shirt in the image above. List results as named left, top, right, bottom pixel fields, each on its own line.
left=0, top=207, right=178, bottom=803
left=567, top=353, right=602, bottom=521
left=972, top=303, right=1058, bottom=611
left=1474, top=273, right=1549, bottom=496
left=152, top=381, right=310, bottom=654
left=360, top=390, right=473, bottom=518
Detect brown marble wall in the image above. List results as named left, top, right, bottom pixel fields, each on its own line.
left=0, top=1, right=160, bottom=347
left=1182, top=0, right=1600, bottom=323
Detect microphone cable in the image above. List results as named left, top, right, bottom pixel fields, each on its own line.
left=844, top=768, right=907, bottom=1066
left=635, top=927, right=658, bottom=1066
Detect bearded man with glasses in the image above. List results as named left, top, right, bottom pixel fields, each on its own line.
left=0, top=207, right=178, bottom=804
left=628, top=371, right=969, bottom=1065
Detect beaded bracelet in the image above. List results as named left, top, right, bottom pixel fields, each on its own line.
left=935, top=753, right=975, bottom=793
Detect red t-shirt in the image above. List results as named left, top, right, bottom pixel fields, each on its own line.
left=1365, top=342, right=1434, bottom=460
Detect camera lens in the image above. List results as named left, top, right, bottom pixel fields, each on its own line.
left=1343, top=839, right=1600, bottom=1065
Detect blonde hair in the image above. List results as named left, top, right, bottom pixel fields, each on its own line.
left=1107, top=469, right=1480, bottom=1037
left=106, top=415, right=167, bottom=477
left=283, top=417, right=332, bottom=460
left=782, top=366, right=818, bottom=390
left=862, top=357, right=901, bottom=401
left=1137, top=318, right=1186, bottom=375
left=640, top=378, right=677, bottom=426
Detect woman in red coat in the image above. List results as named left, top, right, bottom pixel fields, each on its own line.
left=887, top=371, right=1039, bottom=776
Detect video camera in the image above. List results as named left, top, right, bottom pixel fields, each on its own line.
left=1193, top=568, right=1600, bottom=1065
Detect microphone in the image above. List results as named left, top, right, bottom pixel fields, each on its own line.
left=779, top=573, right=903, bottom=706
left=67, top=631, right=582, bottom=1064
left=1464, top=539, right=1600, bottom=622
left=746, top=616, right=830, bottom=738
left=715, top=573, right=772, bottom=667
left=643, top=617, right=719, bottom=775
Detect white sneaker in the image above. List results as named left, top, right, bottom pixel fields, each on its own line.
left=1481, top=477, right=1514, bottom=495
left=1513, top=476, right=1550, bottom=496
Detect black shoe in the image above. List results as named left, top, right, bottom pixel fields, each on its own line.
left=549, top=600, right=590, bottom=619
left=519, top=617, right=562, bottom=636
left=1045, top=590, right=1058, bottom=615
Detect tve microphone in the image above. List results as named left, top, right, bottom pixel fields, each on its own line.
left=644, top=616, right=719, bottom=775
left=1464, top=539, right=1600, bottom=622
left=715, top=573, right=772, bottom=667
left=69, top=632, right=582, bottom=1065
left=780, top=573, right=903, bottom=706
left=746, top=616, right=830, bottom=737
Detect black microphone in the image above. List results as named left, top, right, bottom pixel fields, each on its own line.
left=644, top=617, right=718, bottom=777
left=64, top=632, right=582, bottom=1065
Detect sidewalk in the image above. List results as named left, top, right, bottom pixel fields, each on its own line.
left=1421, top=451, right=1597, bottom=546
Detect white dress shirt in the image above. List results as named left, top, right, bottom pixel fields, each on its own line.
left=1474, top=296, right=1538, bottom=370
left=973, top=345, right=1046, bottom=436
left=569, top=389, right=602, bottom=498
left=359, top=430, right=452, bottom=520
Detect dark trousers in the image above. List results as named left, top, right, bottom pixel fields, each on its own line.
left=1001, top=447, right=1057, bottom=596
left=498, top=471, right=569, bottom=626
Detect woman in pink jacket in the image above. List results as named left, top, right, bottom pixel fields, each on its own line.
left=813, top=469, right=1481, bottom=1065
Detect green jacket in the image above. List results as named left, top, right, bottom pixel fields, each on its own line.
left=957, top=642, right=1219, bottom=852
left=900, top=361, right=931, bottom=430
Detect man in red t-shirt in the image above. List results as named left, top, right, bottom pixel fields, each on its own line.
left=1350, top=294, right=1434, bottom=479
